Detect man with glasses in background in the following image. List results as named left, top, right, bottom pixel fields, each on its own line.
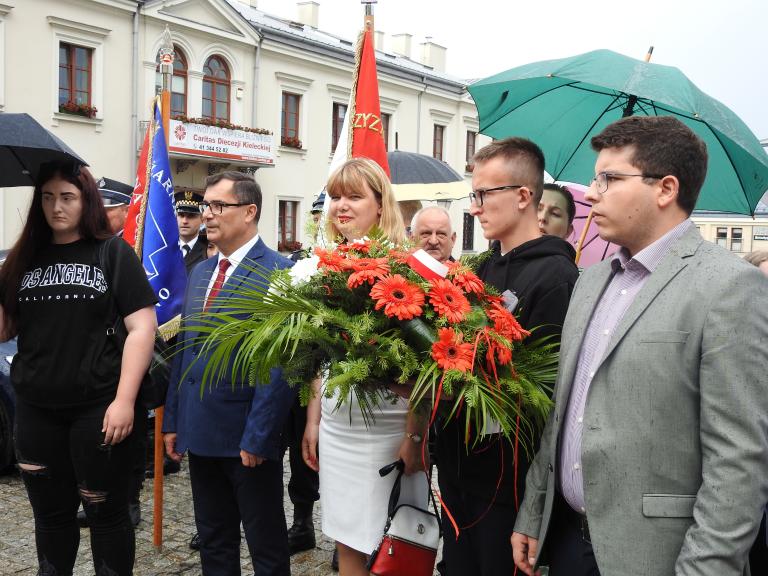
left=512, top=116, right=768, bottom=576
left=435, top=138, right=579, bottom=576
left=163, top=171, right=295, bottom=575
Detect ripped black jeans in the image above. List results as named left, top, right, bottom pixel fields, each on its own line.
left=14, top=398, right=137, bottom=576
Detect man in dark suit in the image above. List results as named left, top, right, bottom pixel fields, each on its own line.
left=175, top=190, right=207, bottom=275
left=163, top=171, right=295, bottom=576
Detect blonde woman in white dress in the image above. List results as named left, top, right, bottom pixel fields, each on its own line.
left=302, top=158, right=429, bottom=576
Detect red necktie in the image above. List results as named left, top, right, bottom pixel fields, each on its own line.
left=205, top=258, right=231, bottom=311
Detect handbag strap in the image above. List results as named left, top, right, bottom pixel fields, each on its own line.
left=97, top=236, right=125, bottom=341
left=378, top=459, right=442, bottom=535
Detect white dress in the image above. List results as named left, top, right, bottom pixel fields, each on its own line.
left=318, top=387, right=429, bottom=554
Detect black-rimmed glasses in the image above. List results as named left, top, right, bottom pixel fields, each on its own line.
left=469, top=185, right=524, bottom=207
left=590, top=172, right=663, bottom=195
left=199, top=201, right=249, bottom=215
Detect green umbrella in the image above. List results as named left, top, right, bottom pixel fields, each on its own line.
left=468, top=49, right=768, bottom=215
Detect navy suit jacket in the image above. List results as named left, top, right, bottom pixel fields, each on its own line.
left=183, top=239, right=207, bottom=276
left=163, top=237, right=295, bottom=461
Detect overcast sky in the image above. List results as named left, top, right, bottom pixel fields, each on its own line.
left=257, top=0, right=767, bottom=140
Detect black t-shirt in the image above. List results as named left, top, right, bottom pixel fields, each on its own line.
left=10, top=238, right=157, bottom=408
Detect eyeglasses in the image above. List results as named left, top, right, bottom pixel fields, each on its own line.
left=590, top=172, right=663, bottom=195
left=469, top=185, right=524, bottom=207
left=199, top=201, right=249, bottom=215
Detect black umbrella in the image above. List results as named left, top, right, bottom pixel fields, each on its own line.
left=387, top=150, right=470, bottom=201
left=0, top=113, right=88, bottom=187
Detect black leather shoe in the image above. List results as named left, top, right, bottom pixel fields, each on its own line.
left=287, top=519, right=316, bottom=555
left=189, top=533, right=201, bottom=551
left=76, top=508, right=89, bottom=528
left=145, top=457, right=181, bottom=479
left=331, top=547, right=339, bottom=571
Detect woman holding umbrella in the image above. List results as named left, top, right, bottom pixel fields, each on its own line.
left=0, top=161, right=157, bottom=576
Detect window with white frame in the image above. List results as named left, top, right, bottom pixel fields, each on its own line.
left=275, top=72, right=312, bottom=151
left=462, top=212, right=474, bottom=251
left=730, top=227, right=743, bottom=252
left=331, top=102, right=347, bottom=152
left=48, top=16, right=108, bottom=122
left=379, top=95, right=400, bottom=152
left=59, top=43, right=93, bottom=107
left=278, top=200, right=301, bottom=251
left=715, top=227, right=727, bottom=247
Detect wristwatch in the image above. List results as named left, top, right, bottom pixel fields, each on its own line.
left=406, top=432, right=423, bottom=443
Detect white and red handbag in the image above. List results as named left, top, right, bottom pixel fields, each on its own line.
left=367, top=460, right=441, bottom=576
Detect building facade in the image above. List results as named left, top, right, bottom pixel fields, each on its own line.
left=691, top=211, right=768, bottom=257
left=0, top=0, right=490, bottom=254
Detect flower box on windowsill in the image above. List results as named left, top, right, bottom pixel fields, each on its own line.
left=281, top=136, right=303, bottom=149
left=58, top=102, right=98, bottom=119
left=278, top=240, right=303, bottom=253
left=172, top=115, right=272, bottom=135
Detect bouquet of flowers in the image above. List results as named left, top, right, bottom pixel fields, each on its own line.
left=192, top=233, right=558, bottom=448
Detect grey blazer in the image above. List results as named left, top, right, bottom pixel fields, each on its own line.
left=515, top=225, right=768, bottom=576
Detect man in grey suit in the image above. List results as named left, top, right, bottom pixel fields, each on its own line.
left=511, top=115, right=768, bottom=576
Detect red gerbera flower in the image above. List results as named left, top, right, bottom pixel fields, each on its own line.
left=450, top=268, right=484, bottom=295
left=431, top=327, right=474, bottom=372
left=314, top=247, right=348, bottom=272
left=487, top=302, right=529, bottom=342
left=428, top=278, right=471, bottom=323
left=337, top=239, right=371, bottom=254
left=347, top=257, right=390, bottom=288
left=388, top=249, right=412, bottom=264
left=486, top=340, right=513, bottom=366
left=482, top=293, right=505, bottom=306
left=370, top=274, right=425, bottom=320
left=348, top=238, right=372, bottom=253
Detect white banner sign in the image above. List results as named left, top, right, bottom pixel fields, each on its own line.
left=169, top=120, right=275, bottom=165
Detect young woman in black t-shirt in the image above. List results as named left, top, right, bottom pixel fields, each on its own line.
left=0, top=162, right=157, bottom=576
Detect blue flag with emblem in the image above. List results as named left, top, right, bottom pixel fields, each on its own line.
left=135, top=102, right=186, bottom=326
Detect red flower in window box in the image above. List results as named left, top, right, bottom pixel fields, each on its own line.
left=281, top=136, right=303, bottom=149
left=172, top=115, right=272, bottom=135
left=58, top=101, right=98, bottom=119
left=278, top=240, right=303, bottom=253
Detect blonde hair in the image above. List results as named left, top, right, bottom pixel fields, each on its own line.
left=325, top=158, right=405, bottom=244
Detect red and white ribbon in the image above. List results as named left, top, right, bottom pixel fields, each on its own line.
left=407, top=249, right=449, bottom=281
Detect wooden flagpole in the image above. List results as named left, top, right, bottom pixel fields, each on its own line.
left=152, top=25, right=174, bottom=549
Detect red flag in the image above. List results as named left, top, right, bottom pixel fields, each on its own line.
left=123, top=124, right=151, bottom=247
left=349, top=28, right=390, bottom=176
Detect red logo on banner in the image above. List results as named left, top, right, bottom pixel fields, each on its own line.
left=174, top=124, right=186, bottom=141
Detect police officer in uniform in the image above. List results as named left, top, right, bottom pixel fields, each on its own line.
left=175, top=190, right=207, bottom=275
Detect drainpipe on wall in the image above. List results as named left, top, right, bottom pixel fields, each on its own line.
left=251, top=36, right=262, bottom=128
left=130, top=2, right=143, bottom=179
left=416, top=75, right=427, bottom=154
